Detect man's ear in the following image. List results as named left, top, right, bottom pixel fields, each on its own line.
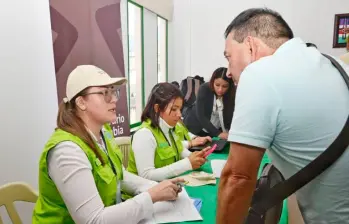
left=75, top=96, right=87, bottom=111
left=153, top=104, right=160, bottom=113
left=244, top=36, right=259, bottom=62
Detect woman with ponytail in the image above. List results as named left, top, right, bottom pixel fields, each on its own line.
left=128, top=83, right=210, bottom=182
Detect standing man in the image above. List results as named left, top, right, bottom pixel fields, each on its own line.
left=217, top=8, right=349, bottom=224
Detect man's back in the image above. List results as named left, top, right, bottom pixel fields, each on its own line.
left=229, top=38, right=349, bottom=223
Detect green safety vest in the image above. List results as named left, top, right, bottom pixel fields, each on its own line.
left=175, top=121, right=191, bottom=141
left=128, top=120, right=184, bottom=175
left=32, top=124, right=123, bottom=224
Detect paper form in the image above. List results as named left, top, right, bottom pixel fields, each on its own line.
left=140, top=188, right=202, bottom=224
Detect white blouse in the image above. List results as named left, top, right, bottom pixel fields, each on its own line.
left=47, top=139, right=158, bottom=224
left=205, top=95, right=226, bottom=133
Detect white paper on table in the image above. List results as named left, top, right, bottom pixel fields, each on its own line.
left=211, top=159, right=227, bottom=178
left=139, top=188, right=202, bottom=224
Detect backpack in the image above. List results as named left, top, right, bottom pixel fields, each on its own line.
left=180, top=76, right=205, bottom=118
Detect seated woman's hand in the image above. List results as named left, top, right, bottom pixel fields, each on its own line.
left=188, top=147, right=209, bottom=169
left=218, top=132, right=228, bottom=140
left=147, top=177, right=184, bottom=202
left=190, top=136, right=212, bottom=147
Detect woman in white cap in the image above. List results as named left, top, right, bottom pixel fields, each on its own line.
left=32, top=65, right=184, bottom=224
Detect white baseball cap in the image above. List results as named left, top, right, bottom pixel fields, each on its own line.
left=63, top=65, right=127, bottom=103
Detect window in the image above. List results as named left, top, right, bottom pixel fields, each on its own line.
left=128, top=2, right=143, bottom=125
left=157, top=16, right=167, bottom=83
left=126, top=2, right=169, bottom=127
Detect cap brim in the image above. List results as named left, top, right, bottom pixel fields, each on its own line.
left=110, top=77, right=127, bottom=86
left=97, top=77, right=127, bottom=87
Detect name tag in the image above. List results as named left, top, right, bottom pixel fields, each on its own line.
left=159, top=142, right=169, bottom=148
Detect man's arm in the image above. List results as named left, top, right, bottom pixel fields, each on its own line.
left=217, top=142, right=265, bottom=224
left=216, top=63, right=281, bottom=223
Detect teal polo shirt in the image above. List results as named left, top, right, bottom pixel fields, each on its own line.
left=229, top=37, right=349, bottom=224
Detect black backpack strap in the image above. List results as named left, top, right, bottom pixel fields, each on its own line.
left=250, top=54, right=349, bottom=214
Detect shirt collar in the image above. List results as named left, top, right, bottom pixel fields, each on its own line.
left=273, top=37, right=306, bottom=56
left=86, top=126, right=104, bottom=144
left=159, top=117, right=173, bottom=133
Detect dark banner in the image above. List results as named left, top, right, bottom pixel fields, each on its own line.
left=50, top=0, right=130, bottom=137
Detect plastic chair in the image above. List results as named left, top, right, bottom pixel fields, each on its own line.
left=0, top=182, right=38, bottom=224
left=115, top=136, right=131, bottom=168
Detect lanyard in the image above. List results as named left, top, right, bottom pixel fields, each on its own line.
left=100, top=132, right=121, bottom=204
left=158, top=128, right=180, bottom=162
left=100, top=132, right=117, bottom=175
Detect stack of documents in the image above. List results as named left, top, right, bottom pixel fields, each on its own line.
left=140, top=188, right=203, bottom=223
left=182, top=171, right=216, bottom=186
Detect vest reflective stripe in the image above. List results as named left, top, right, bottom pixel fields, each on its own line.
left=128, top=120, right=184, bottom=175
left=32, top=124, right=123, bottom=224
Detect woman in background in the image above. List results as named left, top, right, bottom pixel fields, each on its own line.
left=128, top=83, right=210, bottom=182
left=32, top=65, right=183, bottom=224
left=184, top=67, right=236, bottom=139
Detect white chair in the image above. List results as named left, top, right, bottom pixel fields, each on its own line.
left=115, top=136, right=132, bottom=168
left=0, top=182, right=38, bottom=224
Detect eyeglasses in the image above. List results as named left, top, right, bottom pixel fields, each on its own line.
left=83, top=87, right=120, bottom=103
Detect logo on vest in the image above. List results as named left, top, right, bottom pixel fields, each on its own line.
left=159, top=142, right=169, bottom=148
left=105, top=131, right=112, bottom=139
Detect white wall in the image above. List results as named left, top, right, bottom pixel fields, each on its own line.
left=0, top=0, right=57, bottom=222
left=169, top=0, right=349, bottom=82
